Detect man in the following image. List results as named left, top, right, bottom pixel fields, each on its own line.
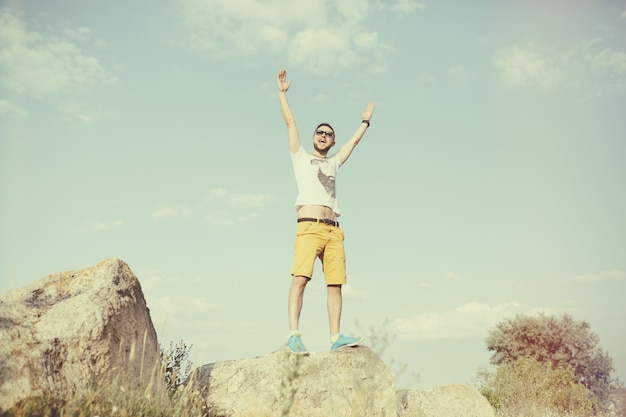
left=277, top=69, right=375, bottom=354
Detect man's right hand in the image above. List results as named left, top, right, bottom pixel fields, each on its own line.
left=278, top=69, right=291, bottom=93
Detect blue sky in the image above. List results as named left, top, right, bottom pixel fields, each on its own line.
left=1, top=0, right=625, bottom=389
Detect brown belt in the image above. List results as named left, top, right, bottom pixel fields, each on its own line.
left=297, top=218, right=339, bottom=227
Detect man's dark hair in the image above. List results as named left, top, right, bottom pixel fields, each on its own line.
left=315, top=123, right=335, bottom=136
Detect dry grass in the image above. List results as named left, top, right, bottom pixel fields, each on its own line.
left=2, top=336, right=207, bottom=417
left=4, top=325, right=610, bottom=417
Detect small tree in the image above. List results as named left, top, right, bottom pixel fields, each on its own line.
left=160, top=340, right=193, bottom=396
left=485, top=313, right=618, bottom=410
left=477, top=356, right=595, bottom=415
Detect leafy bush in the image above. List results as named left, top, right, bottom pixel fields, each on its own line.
left=485, top=313, right=618, bottom=411
left=478, top=355, right=595, bottom=416
left=160, top=340, right=193, bottom=396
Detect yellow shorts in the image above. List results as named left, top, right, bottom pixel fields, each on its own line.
left=291, top=221, right=346, bottom=285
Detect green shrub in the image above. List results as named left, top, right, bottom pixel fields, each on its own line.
left=477, top=356, right=595, bottom=417
left=486, top=313, right=617, bottom=409
left=160, top=340, right=194, bottom=397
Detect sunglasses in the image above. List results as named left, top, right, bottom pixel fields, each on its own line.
left=315, top=130, right=335, bottom=138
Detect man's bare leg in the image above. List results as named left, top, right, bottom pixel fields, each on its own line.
left=288, top=275, right=309, bottom=331
left=327, top=284, right=343, bottom=337
left=328, top=284, right=364, bottom=350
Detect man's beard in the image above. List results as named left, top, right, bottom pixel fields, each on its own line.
left=313, top=143, right=331, bottom=155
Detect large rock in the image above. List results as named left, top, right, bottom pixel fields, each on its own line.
left=397, top=384, right=495, bottom=417
left=0, top=259, right=160, bottom=412
left=609, top=388, right=626, bottom=417
left=190, top=346, right=397, bottom=417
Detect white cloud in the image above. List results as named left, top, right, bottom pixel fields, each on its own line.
left=146, top=293, right=260, bottom=346
left=139, top=270, right=184, bottom=292
left=63, top=26, right=91, bottom=41
left=147, top=294, right=226, bottom=332
left=571, top=269, right=626, bottom=283
left=355, top=31, right=379, bottom=49
left=78, top=220, right=123, bottom=233
left=152, top=205, right=192, bottom=220
left=587, top=48, right=626, bottom=94
left=494, top=35, right=626, bottom=96
left=180, top=0, right=323, bottom=54
left=289, top=28, right=355, bottom=72
left=391, top=0, right=426, bottom=14
left=494, top=42, right=564, bottom=90
left=314, top=93, right=330, bottom=102
left=153, top=188, right=280, bottom=225
left=343, top=285, right=365, bottom=298
left=337, top=0, right=373, bottom=23
left=591, top=48, right=626, bottom=72
left=0, top=99, right=28, bottom=119
left=343, top=275, right=366, bottom=299
left=179, top=0, right=390, bottom=73
left=394, top=301, right=555, bottom=340
left=208, top=188, right=278, bottom=209
left=57, top=101, right=101, bottom=125
left=0, top=8, right=116, bottom=98
left=418, top=74, right=438, bottom=83
left=148, top=295, right=224, bottom=317
left=449, top=65, right=468, bottom=78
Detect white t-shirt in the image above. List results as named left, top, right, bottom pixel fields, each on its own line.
left=290, top=146, right=342, bottom=217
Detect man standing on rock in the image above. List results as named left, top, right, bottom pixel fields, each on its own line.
left=277, top=69, right=375, bottom=355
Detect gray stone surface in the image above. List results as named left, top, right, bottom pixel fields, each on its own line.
left=0, top=258, right=160, bottom=412
left=190, top=346, right=397, bottom=417
left=397, top=384, right=495, bottom=417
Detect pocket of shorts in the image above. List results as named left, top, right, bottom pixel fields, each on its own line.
left=296, top=222, right=314, bottom=236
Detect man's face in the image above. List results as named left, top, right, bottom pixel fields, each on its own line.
left=312, top=127, right=335, bottom=154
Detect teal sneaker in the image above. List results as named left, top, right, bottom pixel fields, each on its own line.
left=287, top=333, right=309, bottom=355
left=330, top=334, right=364, bottom=351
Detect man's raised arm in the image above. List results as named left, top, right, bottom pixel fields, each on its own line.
left=277, top=69, right=301, bottom=154
left=337, top=102, right=375, bottom=165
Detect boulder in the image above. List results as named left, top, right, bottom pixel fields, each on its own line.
left=397, top=384, right=495, bottom=417
left=0, top=258, right=160, bottom=412
left=189, top=346, right=397, bottom=417
left=608, top=388, right=626, bottom=417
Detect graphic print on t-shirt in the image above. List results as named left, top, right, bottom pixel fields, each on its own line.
left=311, top=158, right=336, bottom=198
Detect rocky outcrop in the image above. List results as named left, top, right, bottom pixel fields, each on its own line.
left=609, top=388, right=626, bottom=417
left=0, top=259, right=160, bottom=412
left=190, top=346, right=398, bottom=417
left=397, top=384, right=495, bottom=417
left=1, top=259, right=496, bottom=417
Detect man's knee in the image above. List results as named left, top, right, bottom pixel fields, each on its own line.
left=292, top=275, right=310, bottom=288
left=327, top=284, right=342, bottom=293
